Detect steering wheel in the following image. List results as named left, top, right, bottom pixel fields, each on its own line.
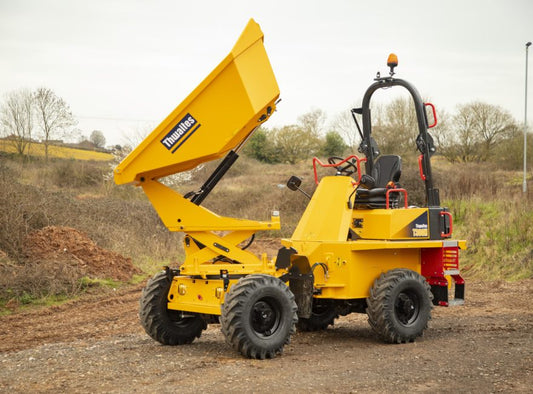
left=327, top=156, right=357, bottom=176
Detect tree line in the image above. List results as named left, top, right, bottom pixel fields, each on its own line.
left=2, top=86, right=528, bottom=169
left=244, top=109, right=348, bottom=164
left=0, top=88, right=106, bottom=161
left=244, top=99, right=530, bottom=170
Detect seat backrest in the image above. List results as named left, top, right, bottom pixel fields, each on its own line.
left=371, top=155, right=402, bottom=188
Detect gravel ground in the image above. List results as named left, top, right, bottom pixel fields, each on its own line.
left=1, top=280, right=532, bottom=393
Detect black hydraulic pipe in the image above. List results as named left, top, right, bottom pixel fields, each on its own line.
left=190, top=150, right=239, bottom=206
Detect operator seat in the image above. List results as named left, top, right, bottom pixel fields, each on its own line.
left=354, top=155, right=402, bottom=209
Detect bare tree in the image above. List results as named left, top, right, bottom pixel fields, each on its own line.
left=330, top=99, right=416, bottom=156
left=378, top=97, right=418, bottom=155
left=90, top=130, right=106, bottom=148
left=298, top=108, right=326, bottom=136
left=430, top=108, right=458, bottom=161
left=331, top=109, right=360, bottom=152
left=468, top=102, right=517, bottom=160
left=361, top=96, right=442, bottom=160
left=446, top=102, right=517, bottom=162
left=120, top=123, right=154, bottom=150
left=0, top=89, right=35, bottom=156
left=34, top=87, right=77, bottom=161
left=448, top=105, right=481, bottom=162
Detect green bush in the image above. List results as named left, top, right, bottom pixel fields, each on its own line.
left=243, top=128, right=280, bottom=164
left=321, top=131, right=348, bottom=157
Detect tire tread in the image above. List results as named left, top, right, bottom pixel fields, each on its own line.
left=139, top=271, right=206, bottom=346
left=366, top=269, right=433, bottom=344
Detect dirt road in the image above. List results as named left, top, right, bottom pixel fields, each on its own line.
left=1, top=279, right=532, bottom=393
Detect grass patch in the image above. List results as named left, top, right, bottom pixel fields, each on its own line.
left=446, top=194, right=533, bottom=280
left=0, top=292, right=76, bottom=316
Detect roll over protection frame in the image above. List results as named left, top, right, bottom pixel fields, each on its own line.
left=359, top=76, right=440, bottom=207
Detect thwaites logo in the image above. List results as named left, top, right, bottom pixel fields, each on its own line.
left=160, top=113, right=200, bottom=153
left=409, top=213, right=429, bottom=238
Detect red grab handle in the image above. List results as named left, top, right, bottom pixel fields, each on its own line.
left=424, top=102, right=437, bottom=128
left=385, top=188, right=408, bottom=209
left=418, top=155, right=426, bottom=181
left=440, top=211, right=453, bottom=237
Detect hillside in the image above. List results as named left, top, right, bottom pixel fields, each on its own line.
left=0, top=140, right=113, bottom=161
left=0, top=153, right=532, bottom=314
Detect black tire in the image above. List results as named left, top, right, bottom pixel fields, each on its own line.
left=139, top=271, right=207, bottom=345
left=366, top=269, right=433, bottom=344
left=220, top=274, right=298, bottom=359
left=297, top=301, right=338, bottom=332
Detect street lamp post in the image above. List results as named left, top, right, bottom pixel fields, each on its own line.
left=524, top=42, right=531, bottom=193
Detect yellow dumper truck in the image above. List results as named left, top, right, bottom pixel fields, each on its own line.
left=114, top=19, right=465, bottom=359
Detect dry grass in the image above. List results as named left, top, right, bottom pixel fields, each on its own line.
left=1, top=153, right=531, bottom=307
left=0, top=157, right=182, bottom=305
left=199, top=156, right=533, bottom=281
left=178, top=156, right=313, bottom=237
left=0, top=259, right=85, bottom=302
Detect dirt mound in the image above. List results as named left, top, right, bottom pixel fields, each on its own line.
left=25, top=226, right=140, bottom=281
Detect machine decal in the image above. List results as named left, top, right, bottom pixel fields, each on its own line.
left=160, top=113, right=201, bottom=153
left=408, top=212, right=429, bottom=238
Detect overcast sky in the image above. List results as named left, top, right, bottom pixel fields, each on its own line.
left=0, top=0, right=531, bottom=146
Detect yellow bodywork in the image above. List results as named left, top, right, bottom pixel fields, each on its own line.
left=115, top=19, right=465, bottom=317
left=114, top=19, right=283, bottom=315
left=282, top=176, right=465, bottom=300
left=353, top=208, right=430, bottom=240
left=114, top=19, right=279, bottom=185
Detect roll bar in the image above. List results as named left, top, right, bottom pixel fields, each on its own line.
left=357, top=74, right=440, bottom=207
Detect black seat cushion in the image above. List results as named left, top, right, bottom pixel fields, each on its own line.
left=355, top=188, right=387, bottom=199
left=372, top=155, right=401, bottom=188
left=355, top=155, right=402, bottom=209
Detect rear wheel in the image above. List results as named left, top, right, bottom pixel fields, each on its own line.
left=221, top=274, right=297, bottom=359
left=297, top=301, right=338, bottom=331
left=366, top=269, right=433, bottom=343
left=139, top=271, right=206, bottom=345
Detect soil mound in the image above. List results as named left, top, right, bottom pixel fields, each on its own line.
left=25, top=226, right=140, bottom=281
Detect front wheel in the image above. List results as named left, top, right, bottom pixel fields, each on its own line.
left=221, top=274, right=298, bottom=359
left=139, top=271, right=207, bottom=345
left=366, top=269, right=433, bottom=343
